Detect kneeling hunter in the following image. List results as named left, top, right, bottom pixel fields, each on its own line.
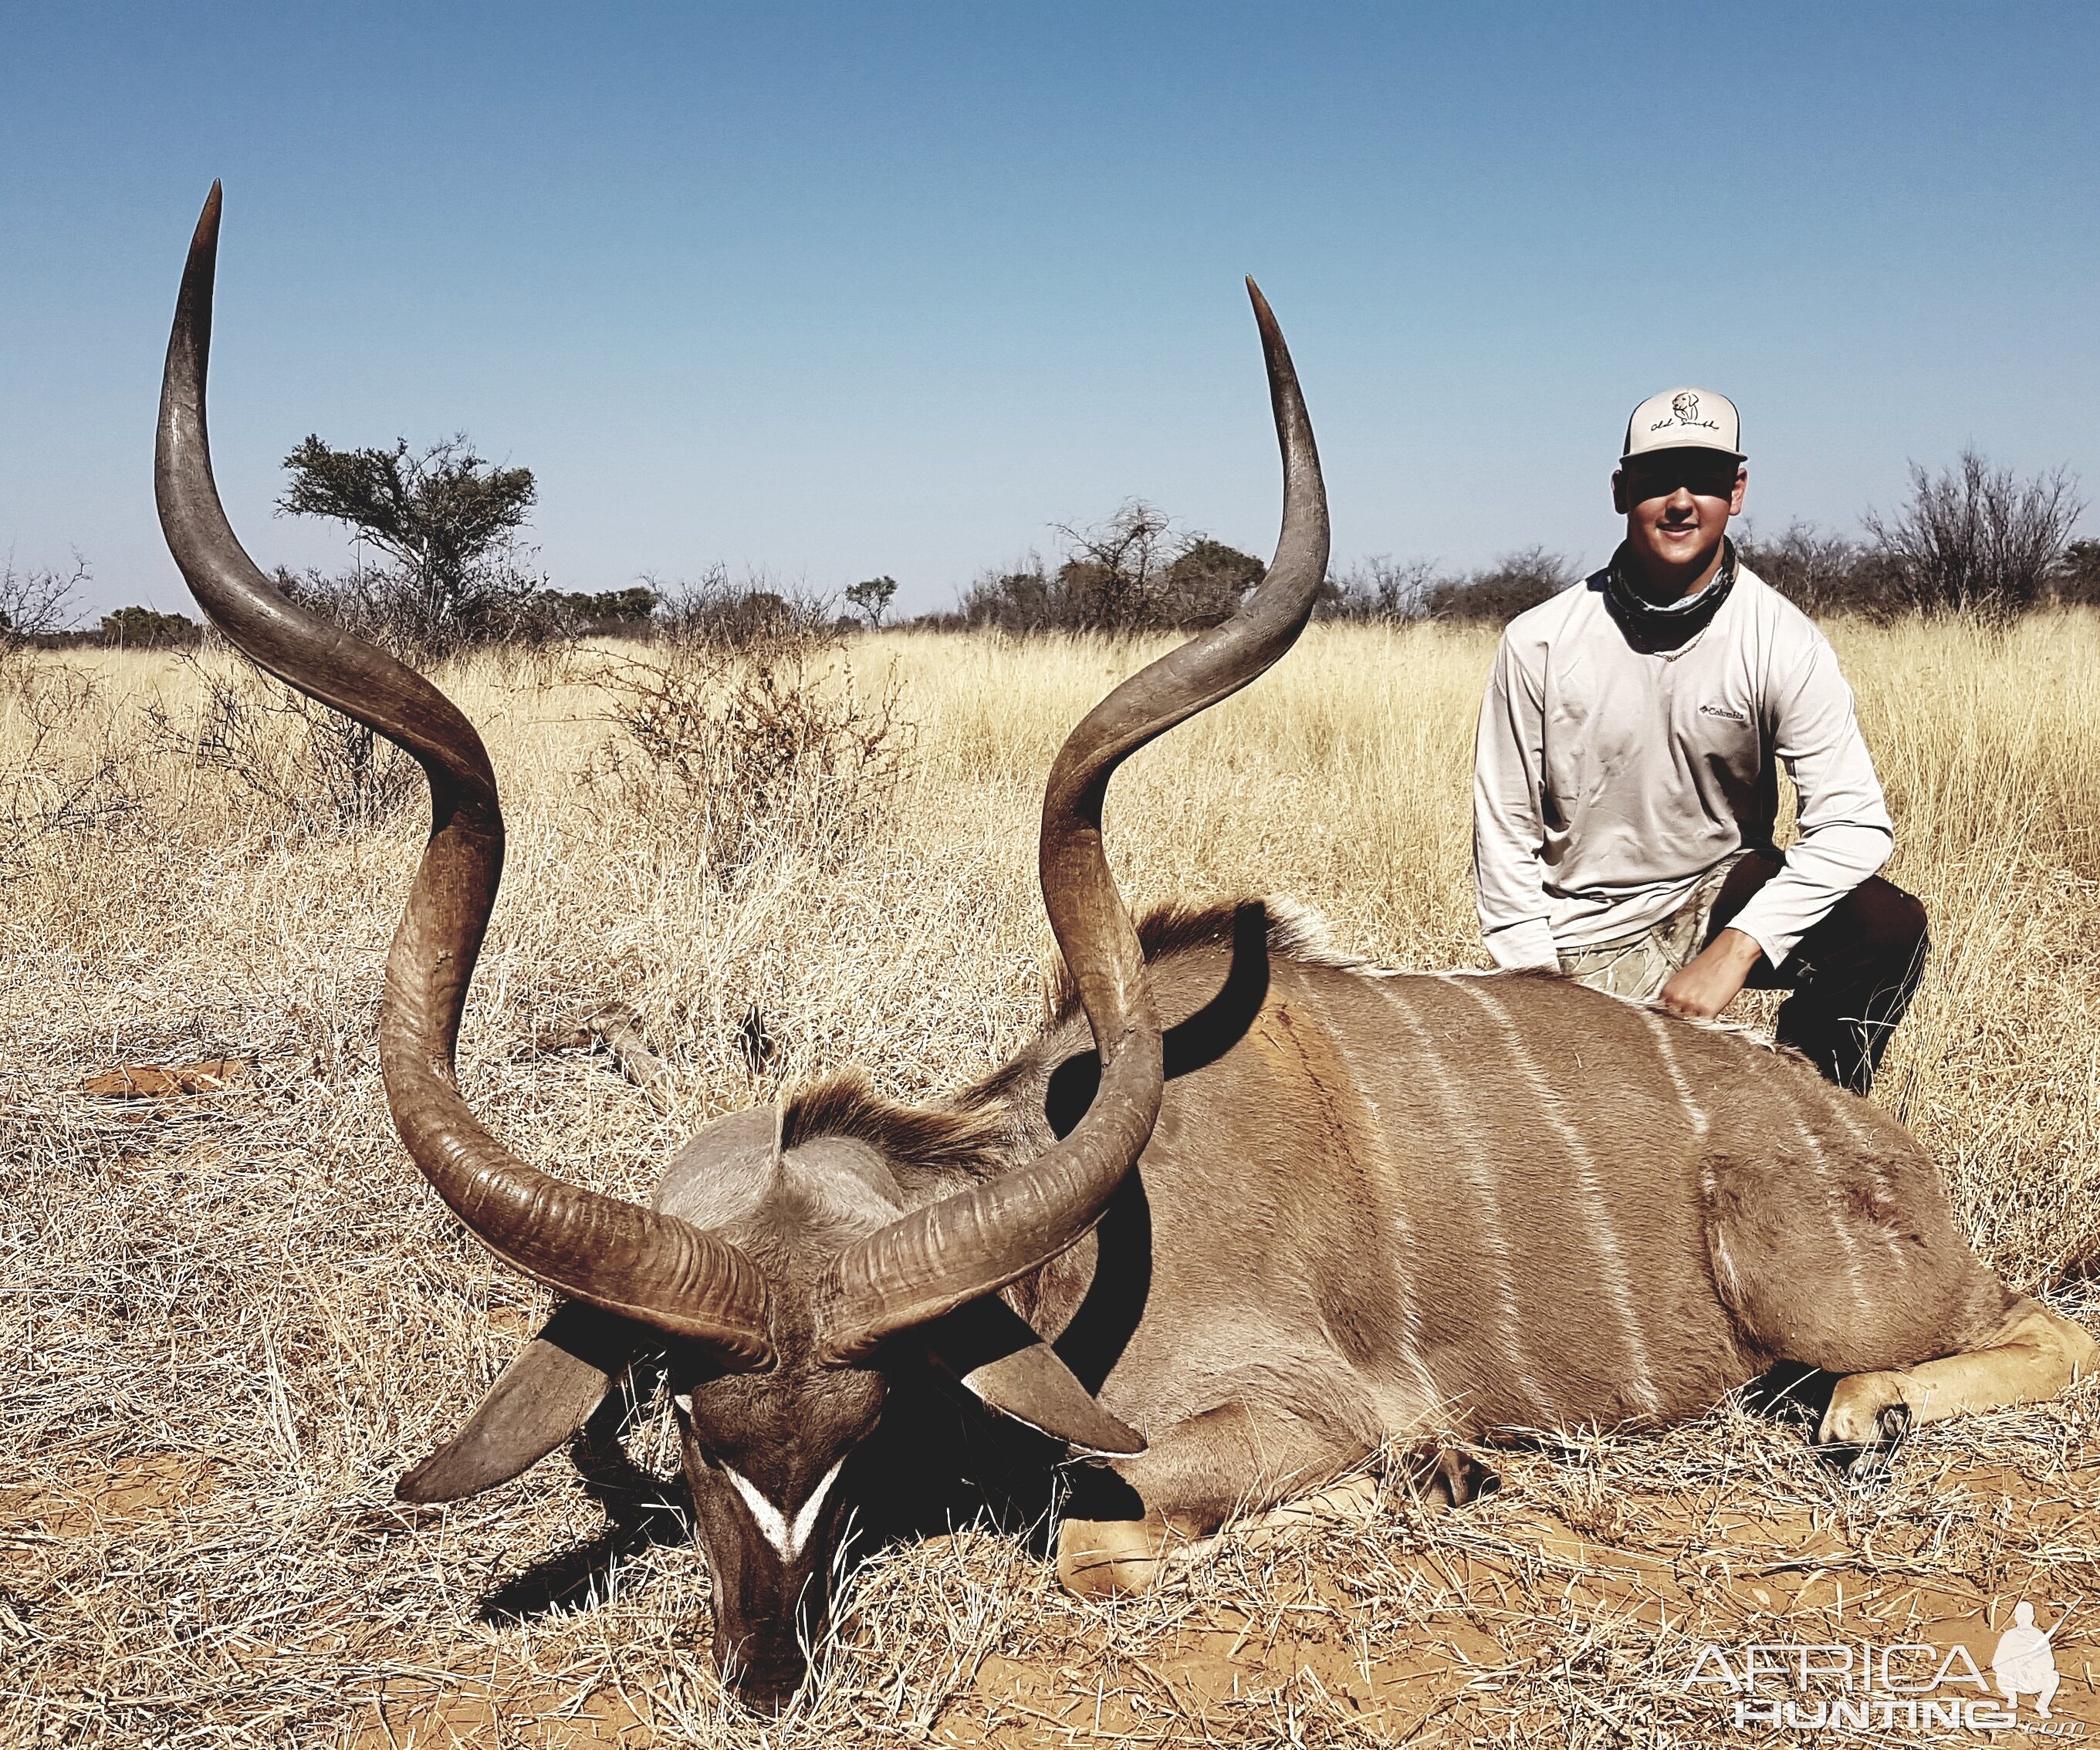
left=1471, top=388, right=1926, bottom=1093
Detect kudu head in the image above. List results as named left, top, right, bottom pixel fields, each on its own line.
left=156, top=182, right=1327, bottom=1710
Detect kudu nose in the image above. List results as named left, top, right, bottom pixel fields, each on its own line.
left=720, top=1637, right=810, bottom=1715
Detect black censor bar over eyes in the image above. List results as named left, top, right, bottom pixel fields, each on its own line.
left=1618, top=453, right=1743, bottom=502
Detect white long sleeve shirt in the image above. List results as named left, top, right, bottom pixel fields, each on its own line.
left=1472, top=563, right=1894, bottom=972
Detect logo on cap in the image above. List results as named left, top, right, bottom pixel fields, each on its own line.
left=1625, top=386, right=1741, bottom=460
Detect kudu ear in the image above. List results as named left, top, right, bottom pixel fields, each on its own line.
left=397, top=1302, right=645, bottom=1504
left=921, top=1298, right=1145, bottom=1456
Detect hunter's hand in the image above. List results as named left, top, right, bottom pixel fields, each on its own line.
left=1659, top=927, right=1764, bottom=1020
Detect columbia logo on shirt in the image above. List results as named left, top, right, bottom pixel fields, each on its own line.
left=1699, top=702, right=1748, bottom=722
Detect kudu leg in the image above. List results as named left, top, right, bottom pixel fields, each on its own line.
left=1818, top=1298, right=2097, bottom=1451
left=1057, top=1471, right=1403, bottom=1599
left=1056, top=1399, right=1372, bottom=1599
left=1056, top=1508, right=1184, bottom=1598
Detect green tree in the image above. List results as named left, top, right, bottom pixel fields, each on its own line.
left=99, top=605, right=201, bottom=648
left=1158, top=538, right=1265, bottom=627
left=278, top=435, right=538, bottom=652
left=2054, top=538, right=2100, bottom=607
left=1423, top=547, right=1578, bottom=623
left=537, top=585, right=661, bottom=631
left=845, top=575, right=898, bottom=629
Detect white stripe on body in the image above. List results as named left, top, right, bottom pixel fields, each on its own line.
left=1316, top=1002, right=1443, bottom=1408
left=1699, top=1158, right=1743, bottom=1304
left=1793, top=1111, right=1877, bottom=1292
left=1376, top=980, right=1558, bottom=1423
left=1637, top=1008, right=1711, bottom=1140
left=1649, top=1017, right=1892, bottom=1310
left=1450, top=980, right=1663, bottom=1416
left=1827, top=1097, right=1910, bottom=1261
left=1818, top=1097, right=1908, bottom=1260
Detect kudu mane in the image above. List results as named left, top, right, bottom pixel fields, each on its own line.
left=778, top=1073, right=1016, bottom=1192
left=779, top=899, right=1381, bottom=1184
left=1045, top=898, right=1377, bottom=1021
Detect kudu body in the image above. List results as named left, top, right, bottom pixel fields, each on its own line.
left=156, top=186, right=2092, bottom=1711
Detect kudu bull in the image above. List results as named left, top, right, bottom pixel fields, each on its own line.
left=157, top=185, right=2092, bottom=1711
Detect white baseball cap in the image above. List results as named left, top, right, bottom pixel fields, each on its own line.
left=1621, top=387, right=1744, bottom=464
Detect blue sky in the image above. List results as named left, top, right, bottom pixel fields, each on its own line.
left=5, top=2, right=2097, bottom=617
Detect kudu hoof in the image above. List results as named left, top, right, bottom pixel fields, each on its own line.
left=1816, top=1375, right=1913, bottom=1477
left=1404, top=1448, right=1499, bottom=1511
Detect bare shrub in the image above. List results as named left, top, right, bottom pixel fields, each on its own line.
left=272, top=551, right=553, bottom=664
left=588, top=575, right=910, bottom=880
left=144, top=650, right=419, bottom=833
left=1865, top=448, right=2085, bottom=620
left=133, top=569, right=479, bottom=833
left=960, top=503, right=1267, bottom=633
left=1319, top=555, right=1444, bottom=621
left=1049, top=498, right=1178, bottom=632
left=0, top=663, right=140, bottom=870
left=1736, top=522, right=1881, bottom=616
left=1, top=553, right=86, bottom=641
left=1423, top=546, right=1579, bottom=623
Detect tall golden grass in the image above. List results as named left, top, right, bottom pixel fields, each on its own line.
left=2, top=615, right=2095, bottom=1745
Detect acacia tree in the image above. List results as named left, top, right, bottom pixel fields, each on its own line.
left=844, top=575, right=898, bottom=629
left=277, top=435, right=538, bottom=653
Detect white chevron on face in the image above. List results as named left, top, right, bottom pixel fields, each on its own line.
left=722, top=1458, right=847, bottom=1561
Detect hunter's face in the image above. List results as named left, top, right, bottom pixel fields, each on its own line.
left=1614, top=452, right=1747, bottom=588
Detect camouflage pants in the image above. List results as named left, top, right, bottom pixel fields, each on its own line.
left=1556, top=853, right=1750, bottom=1003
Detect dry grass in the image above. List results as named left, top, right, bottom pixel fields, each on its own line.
left=3, top=615, right=2098, bottom=1747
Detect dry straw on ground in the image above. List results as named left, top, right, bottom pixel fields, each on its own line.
left=3, top=616, right=2098, bottom=1747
